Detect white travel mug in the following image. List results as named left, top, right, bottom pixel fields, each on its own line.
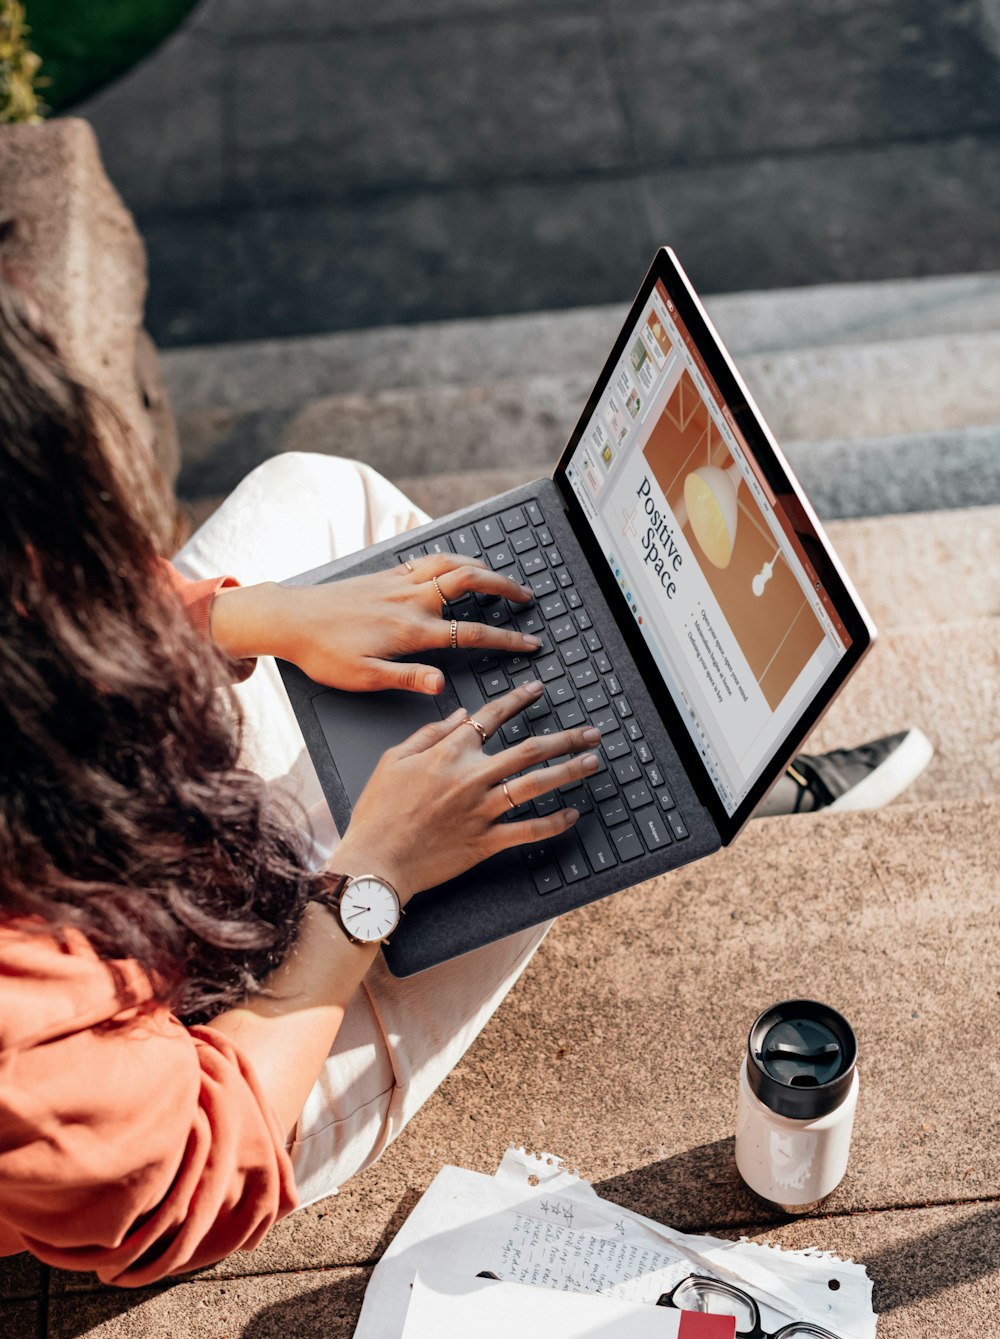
left=735, top=999, right=859, bottom=1214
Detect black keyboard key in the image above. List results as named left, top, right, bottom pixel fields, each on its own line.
left=511, top=668, right=539, bottom=688
left=553, top=835, right=589, bottom=884
left=625, top=782, right=653, bottom=810
left=600, top=799, right=629, bottom=827
left=575, top=609, right=593, bottom=630
left=505, top=800, right=533, bottom=821
left=625, top=719, right=644, bottom=742
left=566, top=588, right=582, bottom=609
left=646, top=763, right=664, bottom=788
left=612, top=825, right=644, bottom=861
left=536, top=655, right=564, bottom=682
left=667, top=810, right=690, bottom=840
left=475, top=518, right=503, bottom=547
left=550, top=617, right=576, bottom=643
left=525, top=694, right=551, bottom=720
left=505, top=653, right=533, bottom=676
left=500, top=506, right=528, bottom=532
left=613, top=757, right=642, bottom=785
left=523, top=842, right=552, bottom=868
left=453, top=599, right=479, bottom=622
left=450, top=526, right=481, bottom=557
left=534, top=719, right=559, bottom=737
left=591, top=707, right=618, bottom=735
left=567, top=788, right=594, bottom=815
left=534, top=793, right=562, bottom=817
left=614, top=695, right=632, bottom=719
left=529, top=572, right=556, bottom=597
left=540, top=593, right=566, bottom=619
left=521, top=551, right=546, bottom=576
left=548, top=679, right=575, bottom=705
left=398, top=544, right=425, bottom=564
left=481, top=668, right=510, bottom=696
left=515, top=608, right=544, bottom=636
left=512, top=531, right=537, bottom=555
left=604, top=733, right=630, bottom=760
left=533, top=865, right=563, bottom=895
left=546, top=547, right=563, bottom=567
left=538, top=527, right=554, bottom=547
left=635, top=741, right=653, bottom=765
left=486, top=544, right=514, bottom=570
left=557, top=569, right=573, bottom=589
left=590, top=775, right=618, bottom=803
left=425, top=535, right=452, bottom=556
left=556, top=701, right=586, bottom=728
left=656, top=786, right=676, bottom=811
left=526, top=500, right=545, bottom=526
left=483, top=602, right=512, bottom=627
left=502, top=716, right=530, bottom=744
left=528, top=632, right=552, bottom=658
left=470, top=652, right=499, bottom=672
left=635, top=807, right=672, bottom=851
left=561, top=640, right=588, bottom=666
left=595, top=651, right=612, bottom=674
left=606, top=674, right=622, bottom=696
left=581, top=684, right=608, bottom=712
left=571, top=664, right=597, bottom=690
left=577, top=813, right=617, bottom=871
left=584, top=629, right=603, bottom=652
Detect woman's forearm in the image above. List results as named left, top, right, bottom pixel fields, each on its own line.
left=208, top=838, right=410, bottom=1138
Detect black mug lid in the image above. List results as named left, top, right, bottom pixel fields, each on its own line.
left=746, top=999, right=857, bottom=1119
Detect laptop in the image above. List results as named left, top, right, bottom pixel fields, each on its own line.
left=278, top=248, right=875, bottom=976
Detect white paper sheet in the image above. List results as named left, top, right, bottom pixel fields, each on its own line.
left=400, top=1269, right=718, bottom=1339
left=353, top=1147, right=876, bottom=1339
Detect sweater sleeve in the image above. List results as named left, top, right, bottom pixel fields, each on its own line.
left=159, top=560, right=256, bottom=682
left=0, top=932, right=299, bottom=1285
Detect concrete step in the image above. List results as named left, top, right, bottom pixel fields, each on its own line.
left=175, top=330, right=1000, bottom=515
left=804, top=616, right=999, bottom=806
left=161, top=270, right=1000, bottom=414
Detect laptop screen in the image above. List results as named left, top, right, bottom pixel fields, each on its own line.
left=561, top=273, right=853, bottom=817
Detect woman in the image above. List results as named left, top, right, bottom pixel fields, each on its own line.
left=0, top=265, right=600, bottom=1285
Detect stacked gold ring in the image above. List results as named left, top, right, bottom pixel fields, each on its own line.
left=463, top=716, right=488, bottom=745
left=449, top=619, right=459, bottom=649
left=431, top=576, right=447, bottom=611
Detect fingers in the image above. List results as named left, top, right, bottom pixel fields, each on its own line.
left=364, top=659, right=446, bottom=695
left=433, top=618, right=540, bottom=655
left=496, top=751, right=600, bottom=813
left=491, top=807, right=581, bottom=851
left=393, top=706, right=468, bottom=757
left=437, top=566, right=533, bottom=604
left=481, top=723, right=602, bottom=782
left=452, top=679, right=546, bottom=743
left=405, top=553, right=486, bottom=582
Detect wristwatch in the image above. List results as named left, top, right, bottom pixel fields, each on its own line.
left=310, top=873, right=402, bottom=945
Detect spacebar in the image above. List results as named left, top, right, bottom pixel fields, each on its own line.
left=440, top=652, right=503, bottom=755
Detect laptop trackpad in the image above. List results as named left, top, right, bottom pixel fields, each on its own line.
left=312, top=686, right=443, bottom=806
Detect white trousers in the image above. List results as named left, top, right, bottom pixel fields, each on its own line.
left=173, top=453, right=550, bottom=1206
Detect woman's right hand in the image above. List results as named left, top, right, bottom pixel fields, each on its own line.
left=331, top=680, right=602, bottom=903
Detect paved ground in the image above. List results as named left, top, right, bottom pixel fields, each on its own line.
left=76, top=0, right=1000, bottom=345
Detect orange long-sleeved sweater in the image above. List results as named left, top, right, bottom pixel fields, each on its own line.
left=0, top=568, right=298, bottom=1285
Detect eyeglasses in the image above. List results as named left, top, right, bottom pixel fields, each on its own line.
left=656, top=1275, right=842, bottom=1339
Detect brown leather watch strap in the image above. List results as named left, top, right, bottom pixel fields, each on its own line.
left=308, top=873, right=350, bottom=919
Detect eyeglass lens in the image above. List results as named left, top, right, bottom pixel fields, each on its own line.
left=672, top=1277, right=758, bottom=1332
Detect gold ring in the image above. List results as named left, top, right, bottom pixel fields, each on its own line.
left=449, top=618, right=459, bottom=649
left=463, top=716, right=488, bottom=745
left=502, top=779, right=517, bottom=811
left=403, top=559, right=415, bottom=574
left=432, top=576, right=447, bottom=611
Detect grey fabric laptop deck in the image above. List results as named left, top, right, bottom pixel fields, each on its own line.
left=278, top=249, right=875, bottom=975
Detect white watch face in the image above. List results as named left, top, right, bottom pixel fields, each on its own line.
left=340, top=876, right=400, bottom=944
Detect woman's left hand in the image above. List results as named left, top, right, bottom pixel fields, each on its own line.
left=210, top=553, right=542, bottom=694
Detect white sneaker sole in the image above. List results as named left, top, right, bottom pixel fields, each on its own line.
left=826, top=727, right=935, bottom=812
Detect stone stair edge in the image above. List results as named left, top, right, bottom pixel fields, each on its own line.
left=161, top=270, right=1000, bottom=414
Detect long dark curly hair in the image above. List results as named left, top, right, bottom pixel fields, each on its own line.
left=0, top=246, right=313, bottom=1021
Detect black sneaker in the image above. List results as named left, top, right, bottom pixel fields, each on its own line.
left=755, top=729, right=934, bottom=817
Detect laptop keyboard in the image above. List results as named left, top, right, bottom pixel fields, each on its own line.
left=397, top=497, right=690, bottom=895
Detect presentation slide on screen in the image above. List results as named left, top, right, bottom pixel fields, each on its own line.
left=568, top=290, right=844, bottom=810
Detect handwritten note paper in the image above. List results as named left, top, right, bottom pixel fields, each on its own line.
left=353, top=1149, right=876, bottom=1339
